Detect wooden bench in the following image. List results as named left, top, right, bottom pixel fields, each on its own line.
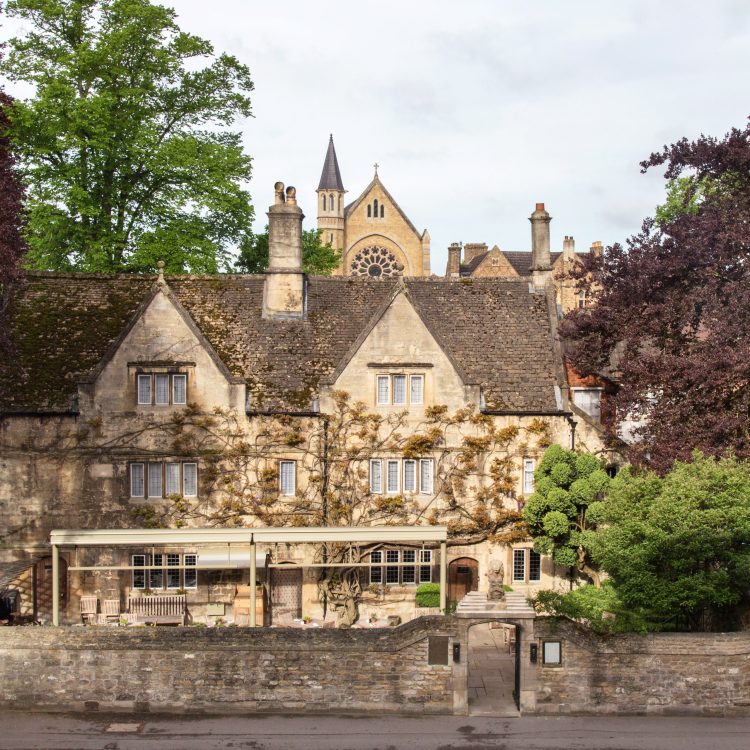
left=128, top=594, right=186, bottom=625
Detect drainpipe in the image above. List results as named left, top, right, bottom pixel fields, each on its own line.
left=249, top=534, right=256, bottom=627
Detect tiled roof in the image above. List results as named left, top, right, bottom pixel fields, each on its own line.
left=0, top=273, right=562, bottom=413
left=502, top=251, right=563, bottom=276
left=317, top=135, right=344, bottom=191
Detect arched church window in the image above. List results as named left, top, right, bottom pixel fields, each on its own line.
left=338, top=195, right=341, bottom=211
left=367, top=204, right=371, bottom=217
left=329, top=193, right=334, bottom=210
left=380, top=204, right=384, bottom=218
left=322, top=195, right=327, bottom=211
left=373, top=199, right=379, bottom=217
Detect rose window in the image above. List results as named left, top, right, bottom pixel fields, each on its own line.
left=349, top=246, right=404, bottom=278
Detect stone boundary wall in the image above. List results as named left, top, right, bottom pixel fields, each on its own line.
left=0, top=617, right=458, bottom=715
left=532, top=619, right=750, bottom=716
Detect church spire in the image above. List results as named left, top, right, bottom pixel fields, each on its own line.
left=318, top=134, right=345, bottom=191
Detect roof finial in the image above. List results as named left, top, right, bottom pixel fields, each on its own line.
left=374, top=162, right=379, bottom=177
left=156, top=260, right=166, bottom=286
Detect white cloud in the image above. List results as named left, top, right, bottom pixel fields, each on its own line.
left=3, top=0, right=749, bottom=271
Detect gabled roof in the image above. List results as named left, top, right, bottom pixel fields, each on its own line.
left=317, top=135, right=344, bottom=191
left=0, top=273, right=563, bottom=414
left=344, top=175, right=421, bottom=239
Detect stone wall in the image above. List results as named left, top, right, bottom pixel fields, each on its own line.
left=531, top=618, right=750, bottom=716
left=0, top=616, right=458, bottom=715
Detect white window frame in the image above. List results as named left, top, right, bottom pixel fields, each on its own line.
left=376, top=375, right=390, bottom=405
left=392, top=375, right=407, bottom=405
left=512, top=548, right=526, bottom=583
left=154, top=373, right=170, bottom=406
left=166, top=553, right=181, bottom=589
left=183, top=463, right=198, bottom=497
left=137, top=375, right=152, bottom=405
left=403, top=459, right=417, bottom=493
left=148, top=462, right=163, bottom=498
left=370, top=550, right=383, bottom=584
left=402, top=549, right=416, bottom=584
left=523, top=458, right=535, bottom=495
left=386, top=459, right=400, bottom=494
left=184, top=554, right=198, bottom=590
left=165, top=462, right=181, bottom=496
left=419, top=549, right=432, bottom=583
left=513, top=548, right=542, bottom=584
left=279, top=460, right=296, bottom=496
left=130, top=463, right=145, bottom=498
left=410, top=375, right=424, bottom=405
left=419, top=459, right=434, bottom=494
left=369, top=459, right=383, bottom=494
left=172, top=374, right=187, bottom=405
left=385, top=549, right=400, bottom=585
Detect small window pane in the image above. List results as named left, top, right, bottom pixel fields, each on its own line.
left=377, top=376, right=389, bottom=405
left=184, top=554, right=197, bottom=589
left=137, top=375, right=151, bottom=405
left=165, top=463, right=180, bottom=495
left=150, top=553, right=164, bottom=590
left=543, top=641, right=562, bottom=665
left=130, top=464, right=145, bottom=498
left=420, top=459, right=433, bottom=494
left=166, top=553, right=181, bottom=589
left=148, top=463, right=162, bottom=498
left=529, top=550, right=541, bottom=581
left=387, top=460, right=400, bottom=493
left=155, top=374, right=169, bottom=405
left=523, top=459, right=535, bottom=495
left=513, top=549, right=526, bottom=582
left=403, top=460, right=416, bottom=492
left=370, top=460, right=382, bottom=494
left=183, top=463, right=198, bottom=497
left=172, top=374, right=187, bottom=405
left=419, top=549, right=432, bottom=583
left=402, top=549, right=416, bottom=584
left=279, top=461, right=296, bottom=496
left=385, top=549, right=399, bottom=584
left=410, top=375, right=423, bottom=405
left=392, top=375, right=407, bottom=405
left=132, top=555, right=146, bottom=589
left=370, top=550, right=383, bottom=584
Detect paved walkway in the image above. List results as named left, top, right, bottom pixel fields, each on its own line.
left=468, top=621, right=518, bottom=716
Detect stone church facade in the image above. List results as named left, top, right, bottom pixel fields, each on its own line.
left=316, top=136, right=431, bottom=278
left=0, top=181, right=606, bottom=627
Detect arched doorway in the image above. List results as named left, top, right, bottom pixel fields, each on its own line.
left=467, top=620, right=520, bottom=716
left=448, top=557, right=478, bottom=605
left=270, top=563, right=302, bottom=625
left=34, top=556, right=67, bottom=624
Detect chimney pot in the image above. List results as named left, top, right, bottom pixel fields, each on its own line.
left=536, top=202, right=545, bottom=211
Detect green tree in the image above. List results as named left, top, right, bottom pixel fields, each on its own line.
left=595, top=454, right=750, bottom=631
left=1, top=0, right=254, bottom=273
left=237, top=227, right=341, bottom=275
left=522, top=444, right=610, bottom=586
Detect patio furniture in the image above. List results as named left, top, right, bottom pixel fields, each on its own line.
left=101, top=598, right=121, bottom=623
left=79, top=596, right=98, bottom=624
left=128, top=594, right=186, bottom=625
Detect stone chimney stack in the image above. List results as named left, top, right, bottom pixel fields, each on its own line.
left=530, top=202, right=552, bottom=289
left=446, top=242, right=462, bottom=278
left=263, top=182, right=305, bottom=320
left=590, top=240, right=604, bottom=257
left=562, top=235, right=576, bottom=262
left=463, top=242, right=488, bottom=264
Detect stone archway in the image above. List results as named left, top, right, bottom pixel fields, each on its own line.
left=467, top=620, right=520, bottom=716
left=448, top=557, right=478, bottom=605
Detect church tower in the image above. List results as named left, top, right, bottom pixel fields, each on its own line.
left=316, top=135, right=346, bottom=252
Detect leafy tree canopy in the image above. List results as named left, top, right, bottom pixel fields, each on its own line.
left=236, top=226, right=341, bottom=275
left=560, top=121, right=750, bottom=471
left=594, top=453, right=750, bottom=631
left=522, top=444, right=610, bottom=585
left=1, top=0, right=254, bottom=273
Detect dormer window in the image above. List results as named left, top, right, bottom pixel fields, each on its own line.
left=137, top=373, right=187, bottom=406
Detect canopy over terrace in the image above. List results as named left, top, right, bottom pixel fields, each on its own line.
left=49, top=525, right=449, bottom=626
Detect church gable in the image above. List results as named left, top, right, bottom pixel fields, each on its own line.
left=466, top=246, right=520, bottom=278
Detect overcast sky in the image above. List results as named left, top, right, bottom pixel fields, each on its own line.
left=4, top=1, right=750, bottom=273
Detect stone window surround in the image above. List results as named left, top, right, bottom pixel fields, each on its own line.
left=131, top=362, right=194, bottom=407
left=375, top=372, right=425, bottom=406
left=130, top=461, right=198, bottom=500
left=279, top=460, right=296, bottom=496
left=369, top=548, right=432, bottom=586
left=131, top=552, right=198, bottom=591
left=370, top=458, right=433, bottom=495
left=512, top=547, right=542, bottom=584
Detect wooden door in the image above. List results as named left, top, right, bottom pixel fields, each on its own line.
left=448, top=557, right=478, bottom=604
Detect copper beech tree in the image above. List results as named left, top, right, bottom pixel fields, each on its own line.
left=80, top=392, right=548, bottom=625
left=560, top=121, right=750, bottom=473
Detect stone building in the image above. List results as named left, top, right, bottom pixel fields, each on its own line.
left=445, top=202, right=604, bottom=315
left=0, top=182, right=606, bottom=627
left=316, top=135, right=431, bottom=277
